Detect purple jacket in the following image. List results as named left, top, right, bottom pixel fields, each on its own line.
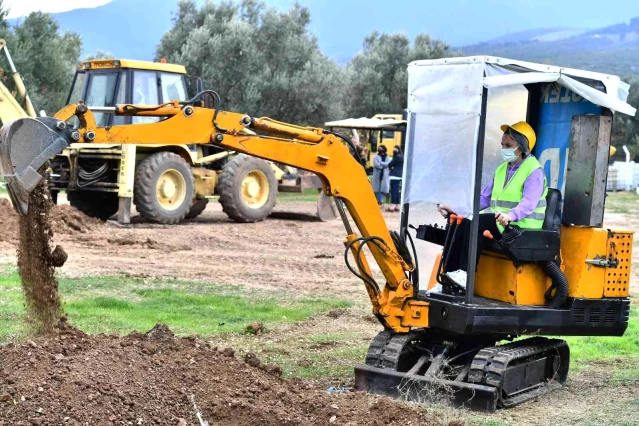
left=480, top=155, right=545, bottom=222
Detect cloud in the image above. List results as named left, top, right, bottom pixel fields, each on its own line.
left=4, top=0, right=114, bottom=19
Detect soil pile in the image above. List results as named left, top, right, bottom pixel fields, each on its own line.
left=16, top=182, right=65, bottom=334
left=50, top=204, right=103, bottom=234
left=0, top=197, right=102, bottom=242
left=0, top=324, right=443, bottom=426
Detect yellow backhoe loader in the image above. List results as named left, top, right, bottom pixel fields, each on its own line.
left=49, top=58, right=289, bottom=224
left=0, top=56, right=635, bottom=412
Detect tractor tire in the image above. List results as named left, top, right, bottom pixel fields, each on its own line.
left=68, top=191, right=119, bottom=221
left=133, top=152, right=194, bottom=224
left=185, top=198, right=209, bottom=219
left=218, top=154, right=277, bottom=223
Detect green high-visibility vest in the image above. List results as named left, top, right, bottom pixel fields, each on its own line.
left=490, top=156, right=547, bottom=232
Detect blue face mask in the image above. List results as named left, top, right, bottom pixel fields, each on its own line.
left=501, top=147, right=519, bottom=163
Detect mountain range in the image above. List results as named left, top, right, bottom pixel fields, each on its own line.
left=8, top=0, right=639, bottom=77
left=462, top=18, right=639, bottom=76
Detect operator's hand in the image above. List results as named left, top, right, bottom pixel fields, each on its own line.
left=495, top=212, right=512, bottom=227
left=437, top=204, right=455, bottom=218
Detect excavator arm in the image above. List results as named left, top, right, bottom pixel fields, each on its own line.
left=0, top=100, right=428, bottom=332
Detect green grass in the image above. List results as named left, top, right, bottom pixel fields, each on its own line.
left=605, top=191, right=639, bottom=214
left=0, top=269, right=351, bottom=343
left=277, top=187, right=321, bottom=202
left=612, top=364, right=639, bottom=384
left=468, top=420, right=509, bottom=426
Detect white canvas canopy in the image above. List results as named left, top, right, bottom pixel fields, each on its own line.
left=408, top=56, right=636, bottom=116
left=404, top=56, right=636, bottom=213
left=324, top=117, right=406, bottom=129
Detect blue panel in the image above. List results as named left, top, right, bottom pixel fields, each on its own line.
left=535, top=84, right=602, bottom=194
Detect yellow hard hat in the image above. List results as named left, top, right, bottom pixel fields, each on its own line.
left=501, top=121, right=537, bottom=152
left=609, top=146, right=617, bottom=157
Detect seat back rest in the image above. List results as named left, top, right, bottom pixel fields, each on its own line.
left=542, top=188, right=562, bottom=232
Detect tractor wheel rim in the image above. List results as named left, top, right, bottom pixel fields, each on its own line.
left=241, top=170, right=269, bottom=209
left=156, top=169, right=187, bottom=211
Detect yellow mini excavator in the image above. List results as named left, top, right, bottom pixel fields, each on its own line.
left=0, top=56, right=635, bottom=412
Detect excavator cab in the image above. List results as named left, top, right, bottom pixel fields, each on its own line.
left=402, top=57, right=635, bottom=310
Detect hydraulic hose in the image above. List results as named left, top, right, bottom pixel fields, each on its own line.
left=542, top=261, right=568, bottom=308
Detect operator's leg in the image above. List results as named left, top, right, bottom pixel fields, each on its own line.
left=458, top=214, right=500, bottom=271
left=442, top=214, right=500, bottom=288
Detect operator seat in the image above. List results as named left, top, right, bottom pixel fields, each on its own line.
left=542, top=188, right=562, bottom=232
left=486, top=188, right=562, bottom=263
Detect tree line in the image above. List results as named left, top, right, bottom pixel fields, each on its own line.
left=0, top=0, right=637, bottom=152
left=0, top=0, right=448, bottom=125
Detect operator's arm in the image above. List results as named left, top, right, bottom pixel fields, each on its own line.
left=507, top=168, right=545, bottom=221
left=439, top=181, right=492, bottom=218
left=388, top=156, right=400, bottom=170
left=479, top=180, right=493, bottom=211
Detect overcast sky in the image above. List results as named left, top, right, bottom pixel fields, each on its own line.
left=4, top=0, right=113, bottom=18
left=5, top=0, right=639, bottom=49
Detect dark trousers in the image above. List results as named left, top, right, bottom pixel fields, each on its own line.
left=390, top=179, right=401, bottom=204
left=445, top=213, right=501, bottom=272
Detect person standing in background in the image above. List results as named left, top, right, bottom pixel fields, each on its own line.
left=372, top=145, right=391, bottom=207
left=387, top=145, right=404, bottom=212
left=356, top=144, right=368, bottom=168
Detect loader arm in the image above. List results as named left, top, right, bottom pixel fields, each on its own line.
left=0, top=101, right=428, bottom=332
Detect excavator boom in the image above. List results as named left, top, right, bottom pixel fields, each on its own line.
left=0, top=101, right=427, bottom=333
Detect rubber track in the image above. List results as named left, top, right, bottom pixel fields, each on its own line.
left=364, top=330, right=393, bottom=368
left=381, top=334, right=413, bottom=370
left=468, top=337, right=546, bottom=384
left=133, top=152, right=194, bottom=224
left=365, top=331, right=430, bottom=371
left=469, top=337, right=568, bottom=408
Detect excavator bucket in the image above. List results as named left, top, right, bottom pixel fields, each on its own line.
left=0, top=117, right=72, bottom=214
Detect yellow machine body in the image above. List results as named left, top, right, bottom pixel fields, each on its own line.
left=561, top=226, right=633, bottom=298
left=469, top=226, right=633, bottom=305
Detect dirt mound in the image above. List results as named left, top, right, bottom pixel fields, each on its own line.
left=0, top=324, right=442, bottom=426
left=0, top=198, right=102, bottom=242
left=50, top=204, right=102, bottom=235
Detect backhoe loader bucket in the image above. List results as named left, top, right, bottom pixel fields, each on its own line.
left=0, top=117, right=72, bottom=214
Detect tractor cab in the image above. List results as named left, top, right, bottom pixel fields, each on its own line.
left=402, top=56, right=636, bottom=332
left=67, top=59, right=190, bottom=127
